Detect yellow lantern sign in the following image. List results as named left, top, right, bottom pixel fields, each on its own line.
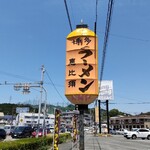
left=65, top=24, right=98, bottom=105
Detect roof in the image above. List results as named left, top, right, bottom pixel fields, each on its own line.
left=0, top=112, right=4, bottom=117
left=67, top=27, right=96, bottom=38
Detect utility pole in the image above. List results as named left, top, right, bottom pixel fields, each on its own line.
left=98, top=100, right=101, bottom=134
left=106, top=100, right=110, bottom=134
left=77, top=105, right=88, bottom=150
left=42, top=87, right=47, bottom=136
left=37, top=65, right=45, bottom=137
left=0, top=66, right=47, bottom=134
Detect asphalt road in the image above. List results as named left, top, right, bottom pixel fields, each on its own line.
left=3, top=134, right=150, bottom=150
left=58, top=134, right=150, bottom=150
left=90, top=134, right=150, bottom=150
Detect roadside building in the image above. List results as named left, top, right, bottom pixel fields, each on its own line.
left=16, top=112, right=55, bottom=127
left=110, top=115, right=150, bottom=130
left=61, top=110, right=93, bottom=128
left=144, top=120, right=150, bottom=129
left=0, top=112, right=4, bottom=124
left=61, top=110, right=79, bottom=128
left=3, top=115, right=16, bottom=125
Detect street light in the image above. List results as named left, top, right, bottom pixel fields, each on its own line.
left=13, top=65, right=46, bottom=138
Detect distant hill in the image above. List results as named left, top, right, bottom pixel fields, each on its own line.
left=0, top=103, right=36, bottom=115
left=0, top=103, right=137, bottom=118
left=0, top=103, right=75, bottom=115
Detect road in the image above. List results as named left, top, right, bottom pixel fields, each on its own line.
left=59, top=134, right=150, bottom=150
left=3, top=134, right=150, bottom=150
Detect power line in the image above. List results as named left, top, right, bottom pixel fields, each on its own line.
left=109, top=102, right=150, bottom=105
left=0, top=70, right=37, bottom=82
left=110, top=33, right=149, bottom=42
left=45, top=70, right=67, bottom=104
left=64, top=0, right=73, bottom=31
left=99, top=0, right=114, bottom=82
left=0, top=70, right=65, bottom=88
left=94, top=0, right=98, bottom=34
left=115, top=95, right=149, bottom=102
left=97, top=31, right=149, bottom=42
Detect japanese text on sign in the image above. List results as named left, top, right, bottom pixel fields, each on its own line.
left=66, top=36, right=97, bottom=94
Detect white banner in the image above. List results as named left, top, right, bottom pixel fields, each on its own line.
left=98, top=80, right=114, bottom=100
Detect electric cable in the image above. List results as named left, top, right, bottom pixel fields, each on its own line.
left=94, top=0, right=98, bottom=34
left=64, top=0, right=73, bottom=31
left=99, top=0, right=114, bottom=82
left=95, top=0, right=114, bottom=107
left=110, top=102, right=150, bottom=105
left=0, top=70, right=37, bottom=82
left=45, top=70, right=68, bottom=104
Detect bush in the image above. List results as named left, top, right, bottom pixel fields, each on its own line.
left=0, top=136, right=53, bottom=150
left=0, top=133, right=71, bottom=150
left=59, top=133, right=72, bottom=144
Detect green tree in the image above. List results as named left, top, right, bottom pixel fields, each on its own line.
left=109, top=109, right=124, bottom=117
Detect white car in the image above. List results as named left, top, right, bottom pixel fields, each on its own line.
left=116, top=128, right=128, bottom=135
left=4, top=125, right=15, bottom=135
left=124, top=128, right=150, bottom=140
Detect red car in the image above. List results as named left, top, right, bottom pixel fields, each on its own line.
left=32, top=128, right=46, bottom=137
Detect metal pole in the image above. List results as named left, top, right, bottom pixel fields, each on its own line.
left=42, top=88, right=47, bottom=136
left=106, top=100, right=110, bottom=134
left=37, top=65, right=45, bottom=137
left=98, top=100, right=101, bottom=134
left=79, top=109, right=84, bottom=150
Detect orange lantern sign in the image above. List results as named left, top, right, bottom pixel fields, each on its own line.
left=65, top=24, right=98, bottom=105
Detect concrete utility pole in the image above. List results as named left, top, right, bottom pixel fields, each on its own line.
left=42, top=87, right=47, bottom=136
left=37, top=65, right=45, bottom=137
left=12, top=65, right=46, bottom=137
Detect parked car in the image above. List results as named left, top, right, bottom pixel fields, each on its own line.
left=0, top=128, right=6, bottom=140
left=67, top=127, right=73, bottom=133
left=124, top=128, right=150, bottom=140
left=60, top=127, right=65, bottom=133
left=49, top=127, right=54, bottom=133
left=4, top=125, right=15, bottom=135
left=32, top=128, right=45, bottom=137
left=116, top=128, right=128, bottom=135
left=11, top=126, right=33, bottom=138
left=109, top=128, right=116, bottom=135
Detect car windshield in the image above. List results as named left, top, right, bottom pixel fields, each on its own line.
left=14, top=127, right=25, bottom=132
left=39, top=129, right=43, bottom=132
left=11, top=126, right=15, bottom=129
left=4, top=126, right=10, bottom=129
left=35, top=128, right=43, bottom=132
left=131, top=128, right=138, bottom=131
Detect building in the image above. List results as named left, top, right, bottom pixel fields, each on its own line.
left=110, top=115, right=150, bottom=130
left=0, top=112, right=4, bottom=124
left=61, top=110, right=78, bottom=128
left=16, top=112, right=55, bottom=127
left=61, top=110, right=93, bottom=128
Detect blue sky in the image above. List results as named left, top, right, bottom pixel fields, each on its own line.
left=0, top=0, right=150, bottom=114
